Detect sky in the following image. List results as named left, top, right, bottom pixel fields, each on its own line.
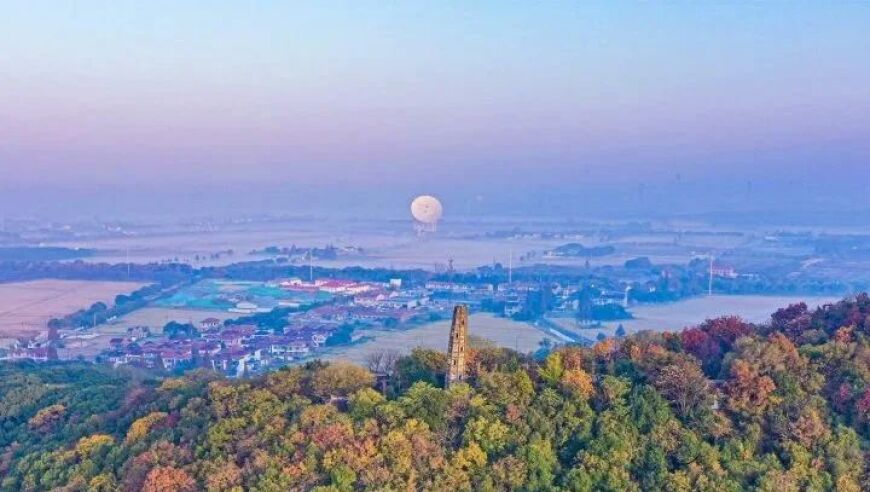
left=0, top=2, right=868, bottom=219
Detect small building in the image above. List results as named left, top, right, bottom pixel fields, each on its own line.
left=711, top=265, right=738, bottom=279
left=310, top=332, right=327, bottom=346
left=315, top=279, right=375, bottom=295
left=4, top=346, right=54, bottom=362
left=199, top=318, right=222, bottom=331
left=230, top=301, right=260, bottom=314
left=219, top=331, right=245, bottom=348
left=193, top=340, right=222, bottom=357
left=259, top=337, right=310, bottom=360
left=126, top=325, right=151, bottom=340
left=160, top=347, right=193, bottom=370
left=425, top=281, right=474, bottom=294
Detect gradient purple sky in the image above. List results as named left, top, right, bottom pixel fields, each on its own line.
left=1, top=2, right=868, bottom=218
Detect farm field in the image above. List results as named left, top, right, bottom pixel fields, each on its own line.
left=47, top=218, right=756, bottom=271
left=59, top=307, right=238, bottom=359
left=155, top=279, right=330, bottom=311
left=0, top=280, right=145, bottom=343
left=323, top=313, right=548, bottom=364
left=549, top=295, right=840, bottom=340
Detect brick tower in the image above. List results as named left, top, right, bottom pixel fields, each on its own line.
left=446, top=304, right=469, bottom=387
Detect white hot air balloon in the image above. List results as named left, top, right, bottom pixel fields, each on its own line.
left=410, top=195, right=443, bottom=234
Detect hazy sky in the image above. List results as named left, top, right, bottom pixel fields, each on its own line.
left=1, top=2, right=868, bottom=218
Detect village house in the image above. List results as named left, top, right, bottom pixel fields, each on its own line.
left=352, top=291, right=389, bottom=307
left=314, top=279, right=375, bottom=295
left=309, top=332, right=328, bottom=346
left=4, top=346, right=53, bottom=362
left=711, top=265, right=738, bottom=279
left=210, top=348, right=263, bottom=377
left=126, top=325, right=151, bottom=340
left=376, top=292, right=429, bottom=310
left=303, top=305, right=353, bottom=323
left=218, top=330, right=245, bottom=348
left=192, top=340, right=222, bottom=357
left=160, top=346, right=193, bottom=370
left=425, top=281, right=475, bottom=293
left=199, top=317, right=222, bottom=331
left=203, top=325, right=256, bottom=347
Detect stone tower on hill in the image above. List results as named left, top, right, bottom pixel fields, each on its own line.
left=446, top=305, right=469, bottom=387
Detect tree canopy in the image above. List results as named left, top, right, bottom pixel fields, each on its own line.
left=3, top=295, right=870, bottom=491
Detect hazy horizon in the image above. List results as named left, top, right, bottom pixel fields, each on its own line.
left=2, top=178, right=870, bottom=225
left=1, top=2, right=868, bottom=221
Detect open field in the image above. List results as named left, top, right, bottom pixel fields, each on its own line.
left=41, top=217, right=870, bottom=287
left=550, top=295, right=841, bottom=340
left=47, top=218, right=758, bottom=271
left=60, top=229, right=720, bottom=272
left=0, top=280, right=146, bottom=341
left=322, top=313, right=548, bottom=364
left=156, top=279, right=329, bottom=311
left=111, top=307, right=239, bottom=333
left=59, top=307, right=238, bottom=358
left=53, top=226, right=569, bottom=270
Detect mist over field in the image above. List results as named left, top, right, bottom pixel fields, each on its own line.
left=2, top=175, right=869, bottom=225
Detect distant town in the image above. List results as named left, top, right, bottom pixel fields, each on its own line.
left=3, top=274, right=592, bottom=376
left=2, top=212, right=869, bottom=378
left=2, top=226, right=862, bottom=377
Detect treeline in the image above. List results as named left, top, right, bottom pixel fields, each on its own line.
left=249, top=245, right=359, bottom=260
left=545, top=243, right=616, bottom=258
left=0, top=255, right=856, bottom=304
left=205, top=261, right=432, bottom=286
left=3, top=295, right=870, bottom=490
left=0, top=258, right=434, bottom=294
left=48, top=283, right=167, bottom=329
left=0, top=247, right=95, bottom=262
left=0, top=260, right=195, bottom=284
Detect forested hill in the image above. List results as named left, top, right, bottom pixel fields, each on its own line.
left=3, top=296, right=870, bottom=491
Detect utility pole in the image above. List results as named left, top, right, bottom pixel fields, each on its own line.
left=708, top=255, right=714, bottom=296
left=508, top=247, right=513, bottom=284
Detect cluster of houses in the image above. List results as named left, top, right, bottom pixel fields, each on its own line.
left=3, top=342, right=56, bottom=362
left=2, top=274, right=670, bottom=372
left=90, top=279, right=459, bottom=374
left=424, top=280, right=543, bottom=316
left=1, top=325, right=62, bottom=362
left=100, top=318, right=333, bottom=376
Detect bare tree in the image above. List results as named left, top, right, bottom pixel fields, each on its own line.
left=366, top=349, right=400, bottom=376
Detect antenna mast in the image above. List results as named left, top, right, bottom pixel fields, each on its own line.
left=508, top=247, right=513, bottom=284
left=708, top=255, right=714, bottom=296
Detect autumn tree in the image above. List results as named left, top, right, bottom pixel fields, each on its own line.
left=142, top=466, right=196, bottom=492
left=311, top=362, right=375, bottom=399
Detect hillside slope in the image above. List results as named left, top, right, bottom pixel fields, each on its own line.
left=2, top=295, right=870, bottom=491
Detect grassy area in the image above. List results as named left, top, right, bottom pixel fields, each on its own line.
left=550, top=294, right=841, bottom=340
left=321, top=313, right=549, bottom=364
left=0, top=280, right=146, bottom=340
